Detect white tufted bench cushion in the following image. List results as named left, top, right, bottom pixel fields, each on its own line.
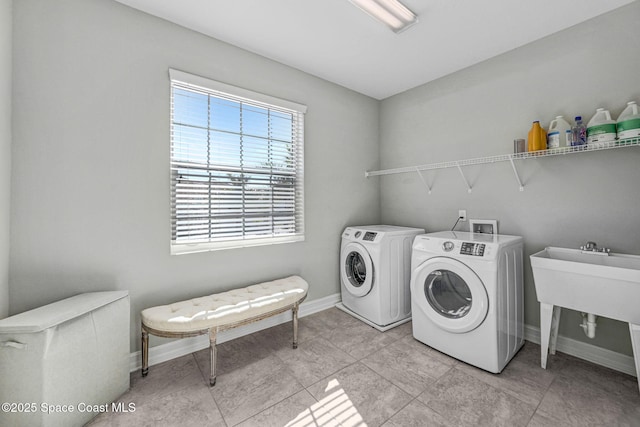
left=140, top=275, right=308, bottom=386
left=141, top=276, right=308, bottom=333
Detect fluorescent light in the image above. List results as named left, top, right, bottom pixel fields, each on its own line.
left=348, top=0, right=418, bottom=33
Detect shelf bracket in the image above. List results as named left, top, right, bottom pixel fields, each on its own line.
left=414, top=168, right=432, bottom=194
left=508, top=157, right=525, bottom=192
left=456, top=163, right=472, bottom=193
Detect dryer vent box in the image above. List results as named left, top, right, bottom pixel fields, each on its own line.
left=470, top=219, right=497, bottom=235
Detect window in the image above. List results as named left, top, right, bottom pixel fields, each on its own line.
left=169, top=69, right=306, bottom=254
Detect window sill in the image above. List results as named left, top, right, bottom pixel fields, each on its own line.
left=171, top=235, right=305, bottom=255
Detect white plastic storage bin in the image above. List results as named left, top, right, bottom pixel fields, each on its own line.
left=0, top=291, right=130, bottom=427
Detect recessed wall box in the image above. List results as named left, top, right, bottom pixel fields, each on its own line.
left=470, top=219, right=498, bottom=235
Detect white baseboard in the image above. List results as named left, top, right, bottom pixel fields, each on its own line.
left=129, top=292, right=341, bottom=372
left=129, top=295, right=636, bottom=379
left=523, top=324, right=637, bottom=377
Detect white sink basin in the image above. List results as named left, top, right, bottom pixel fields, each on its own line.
left=531, top=247, right=640, bottom=323
left=530, top=246, right=640, bottom=392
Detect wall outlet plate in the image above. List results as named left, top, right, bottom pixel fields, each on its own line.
left=469, top=219, right=497, bottom=235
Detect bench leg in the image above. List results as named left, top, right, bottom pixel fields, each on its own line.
left=141, top=327, right=149, bottom=377
left=209, top=328, right=217, bottom=387
left=292, top=303, right=299, bottom=349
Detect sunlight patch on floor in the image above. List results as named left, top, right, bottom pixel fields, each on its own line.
left=285, top=379, right=365, bottom=427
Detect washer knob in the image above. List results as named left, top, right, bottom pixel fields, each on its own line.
left=354, top=231, right=361, bottom=238
left=442, top=241, right=454, bottom=252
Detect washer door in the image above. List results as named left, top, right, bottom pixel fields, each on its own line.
left=411, top=257, right=488, bottom=333
left=341, top=242, right=374, bottom=297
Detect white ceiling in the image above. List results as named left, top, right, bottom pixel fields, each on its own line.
left=115, top=0, right=635, bottom=100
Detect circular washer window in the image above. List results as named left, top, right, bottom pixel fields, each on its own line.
left=346, top=251, right=367, bottom=287
left=424, top=270, right=472, bottom=318
left=340, top=242, right=373, bottom=297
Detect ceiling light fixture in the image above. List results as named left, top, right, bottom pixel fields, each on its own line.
left=348, top=0, right=418, bottom=33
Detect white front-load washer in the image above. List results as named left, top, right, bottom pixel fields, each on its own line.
left=337, top=225, right=424, bottom=331
left=410, top=231, right=524, bottom=373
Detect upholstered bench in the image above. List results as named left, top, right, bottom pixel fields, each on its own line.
left=141, top=275, right=308, bottom=386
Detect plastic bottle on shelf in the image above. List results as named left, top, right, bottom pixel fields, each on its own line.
left=527, top=121, right=547, bottom=152
left=586, top=108, right=617, bottom=144
left=571, top=116, right=587, bottom=146
left=547, top=116, right=572, bottom=149
left=616, top=101, right=640, bottom=141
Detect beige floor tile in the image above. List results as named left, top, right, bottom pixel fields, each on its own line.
left=306, top=362, right=413, bottom=427
left=127, top=354, right=207, bottom=404
left=324, top=320, right=401, bottom=360
left=526, top=411, right=567, bottom=427
left=308, top=307, right=364, bottom=329
left=553, top=352, right=640, bottom=402
left=87, top=383, right=226, bottom=427
left=275, top=336, right=357, bottom=387
left=362, top=335, right=453, bottom=396
left=335, top=308, right=414, bottom=341
left=389, top=320, right=414, bottom=338
left=276, top=314, right=335, bottom=345
left=193, top=333, right=270, bottom=382
left=510, top=341, right=545, bottom=366
left=536, top=372, right=640, bottom=426
left=85, top=308, right=640, bottom=427
left=243, top=322, right=299, bottom=353
left=235, top=389, right=342, bottom=427
left=381, top=399, right=453, bottom=427
left=453, top=343, right=556, bottom=406
left=418, top=367, right=537, bottom=427
left=209, top=354, right=304, bottom=426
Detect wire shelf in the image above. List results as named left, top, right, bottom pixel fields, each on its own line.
left=365, top=137, right=640, bottom=192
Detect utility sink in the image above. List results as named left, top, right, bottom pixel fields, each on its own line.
left=530, top=246, right=640, bottom=393
left=531, top=247, right=640, bottom=323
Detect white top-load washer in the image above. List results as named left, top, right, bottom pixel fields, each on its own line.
left=410, top=231, right=524, bottom=373
left=338, top=225, right=424, bottom=331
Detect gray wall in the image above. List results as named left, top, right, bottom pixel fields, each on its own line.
left=10, top=0, right=380, bottom=349
left=379, top=2, right=640, bottom=356
left=0, top=0, right=11, bottom=319
left=10, top=0, right=639, bottom=360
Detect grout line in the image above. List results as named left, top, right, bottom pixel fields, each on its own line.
left=382, top=395, right=420, bottom=425
left=524, top=367, right=564, bottom=427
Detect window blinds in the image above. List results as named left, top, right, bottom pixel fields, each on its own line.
left=169, top=69, right=305, bottom=253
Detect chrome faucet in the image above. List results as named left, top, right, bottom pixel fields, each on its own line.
left=580, top=241, right=611, bottom=254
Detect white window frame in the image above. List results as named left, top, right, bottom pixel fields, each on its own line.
left=169, top=69, right=306, bottom=255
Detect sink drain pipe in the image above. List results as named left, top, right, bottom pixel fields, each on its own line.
left=580, top=312, right=597, bottom=338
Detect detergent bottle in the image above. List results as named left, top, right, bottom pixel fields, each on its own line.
left=616, top=101, right=640, bottom=141
left=547, top=116, right=572, bottom=149
left=527, top=121, right=547, bottom=152
left=587, top=108, right=617, bottom=144
left=571, top=116, right=587, bottom=146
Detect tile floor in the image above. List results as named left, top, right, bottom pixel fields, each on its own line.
left=88, top=308, right=640, bottom=426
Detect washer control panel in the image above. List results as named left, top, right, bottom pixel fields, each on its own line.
left=412, top=231, right=519, bottom=261
left=460, top=242, right=486, bottom=256
left=363, top=232, right=377, bottom=241
left=342, top=228, right=380, bottom=242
